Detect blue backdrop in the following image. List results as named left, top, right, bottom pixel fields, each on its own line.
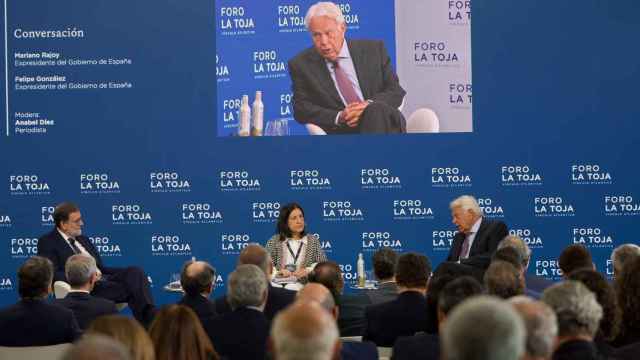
left=1, top=0, right=639, bottom=307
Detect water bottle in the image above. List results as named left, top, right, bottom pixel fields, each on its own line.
left=251, top=90, right=264, bottom=136
left=357, top=253, right=366, bottom=287
left=238, top=95, right=250, bottom=137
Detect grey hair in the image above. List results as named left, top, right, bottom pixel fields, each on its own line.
left=65, top=254, right=97, bottom=288
left=449, top=195, right=483, bottom=217
left=611, top=244, right=640, bottom=276
left=542, top=280, right=603, bottom=338
left=228, top=264, right=268, bottom=310
left=63, top=334, right=131, bottom=360
left=509, top=296, right=558, bottom=358
left=304, top=2, right=345, bottom=29
left=498, top=235, right=532, bottom=268
left=442, top=295, right=525, bottom=360
left=272, top=303, right=339, bottom=360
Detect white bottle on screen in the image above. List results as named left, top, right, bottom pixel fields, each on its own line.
left=357, top=253, right=365, bottom=287
left=251, top=90, right=264, bottom=136
left=239, top=95, right=250, bottom=137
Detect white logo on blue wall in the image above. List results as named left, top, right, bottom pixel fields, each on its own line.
left=0, top=277, right=13, bottom=291
left=290, top=169, right=331, bottom=191
left=509, top=229, right=543, bottom=249
left=11, top=237, right=38, bottom=258
left=571, top=164, right=612, bottom=185
left=501, top=165, right=543, bottom=186
left=393, top=200, right=434, bottom=220
left=361, top=232, right=403, bottom=252
left=41, top=206, right=55, bottom=226
left=216, top=54, right=231, bottom=82
left=535, top=259, right=563, bottom=281
left=112, top=204, right=152, bottom=225
left=182, top=203, right=223, bottom=224
left=89, top=236, right=122, bottom=257
left=149, top=172, right=191, bottom=193
left=361, top=168, right=402, bottom=189
left=221, top=234, right=250, bottom=255
left=0, top=213, right=12, bottom=227
left=534, top=197, right=575, bottom=217
left=219, top=6, right=256, bottom=36
left=604, top=195, right=640, bottom=216
left=252, top=202, right=280, bottom=223
left=432, top=230, right=456, bottom=251
left=222, top=97, right=242, bottom=129
left=336, top=3, right=360, bottom=29
left=339, top=263, right=358, bottom=285
left=80, top=173, right=120, bottom=194
left=279, top=93, right=293, bottom=119
left=220, top=171, right=261, bottom=191
left=9, top=174, right=51, bottom=195
left=253, top=50, right=287, bottom=80
left=431, top=167, right=472, bottom=187
left=477, top=198, right=504, bottom=218
left=277, top=4, right=305, bottom=33
left=322, top=201, right=363, bottom=221
left=151, top=235, right=192, bottom=256
left=572, top=228, right=613, bottom=249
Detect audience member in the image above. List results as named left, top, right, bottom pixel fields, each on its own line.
left=215, top=244, right=295, bottom=323
left=484, top=260, right=524, bottom=299
left=87, top=315, right=155, bottom=360
left=149, top=304, right=218, bottom=360
left=178, top=259, right=217, bottom=331
left=509, top=296, right=558, bottom=360
left=498, top=235, right=554, bottom=295
left=0, top=256, right=80, bottom=346
left=363, top=252, right=433, bottom=346
left=610, top=244, right=640, bottom=278
left=208, top=264, right=269, bottom=360
left=542, top=281, right=603, bottom=360
left=366, top=247, right=398, bottom=304
left=55, top=254, right=117, bottom=330
left=441, top=295, right=525, bottom=360
left=613, top=256, right=640, bottom=347
left=393, top=276, right=483, bottom=360
left=271, top=301, right=340, bottom=360
left=308, top=260, right=371, bottom=336
left=558, top=244, right=594, bottom=278
left=62, top=334, right=131, bottom=360
left=297, top=283, right=378, bottom=360
left=423, top=261, right=476, bottom=332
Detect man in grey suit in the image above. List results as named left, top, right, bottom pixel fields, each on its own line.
left=288, top=1, right=406, bottom=135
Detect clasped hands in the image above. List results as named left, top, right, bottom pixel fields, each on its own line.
left=339, top=101, right=370, bottom=127
left=277, top=268, right=309, bottom=279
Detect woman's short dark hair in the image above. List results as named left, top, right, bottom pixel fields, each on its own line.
left=276, top=202, right=306, bottom=241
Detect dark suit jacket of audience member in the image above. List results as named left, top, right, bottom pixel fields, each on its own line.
left=55, top=291, right=117, bottom=330
left=446, top=218, right=508, bottom=270
left=214, top=284, right=294, bottom=324
left=205, top=307, right=269, bottom=360
left=552, top=340, right=604, bottom=360
left=392, top=333, right=439, bottom=360
left=525, top=272, right=554, bottom=294
left=0, top=299, right=80, bottom=346
left=364, top=281, right=398, bottom=305
left=341, top=340, right=378, bottom=360
left=338, top=292, right=372, bottom=336
left=363, top=291, right=433, bottom=347
left=178, top=293, right=218, bottom=329
left=610, top=341, right=640, bottom=360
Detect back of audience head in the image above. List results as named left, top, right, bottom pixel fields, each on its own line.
left=308, top=261, right=344, bottom=302
left=567, top=268, right=621, bottom=341
left=614, top=256, right=640, bottom=339
left=87, top=315, right=155, bottom=360
left=611, top=243, right=640, bottom=277
left=271, top=301, right=340, bottom=360
left=541, top=280, right=602, bottom=340
left=228, top=264, right=268, bottom=310
left=372, top=247, right=397, bottom=281
left=492, top=246, right=525, bottom=272
left=484, top=260, right=524, bottom=299
left=442, top=295, right=525, bottom=360
left=395, top=252, right=431, bottom=291
left=238, top=243, right=273, bottom=278
left=297, top=283, right=336, bottom=317
left=66, top=254, right=98, bottom=290
left=558, top=244, right=594, bottom=277
left=498, top=235, right=532, bottom=269
left=63, top=334, right=131, bottom=360
left=18, top=256, right=53, bottom=299
left=149, top=304, right=218, bottom=360
left=180, top=260, right=216, bottom=297
left=509, top=296, right=558, bottom=360
left=437, top=276, right=483, bottom=329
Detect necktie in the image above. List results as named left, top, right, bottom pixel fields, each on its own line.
left=68, top=237, right=82, bottom=254
left=459, top=233, right=471, bottom=260
left=332, top=61, right=362, bottom=104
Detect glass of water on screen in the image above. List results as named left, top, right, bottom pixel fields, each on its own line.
left=265, top=119, right=290, bottom=136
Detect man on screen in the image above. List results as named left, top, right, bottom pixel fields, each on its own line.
left=289, top=1, right=406, bottom=135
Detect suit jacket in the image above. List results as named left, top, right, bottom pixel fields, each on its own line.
left=37, top=229, right=114, bottom=283
left=446, top=218, right=509, bottom=269
left=215, top=283, right=295, bottom=327
left=525, top=272, right=555, bottom=294
left=341, top=341, right=378, bottom=360
left=338, top=293, right=372, bottom=337
left=205, top=307, right=269, bottom=360
left=552, top=339, right=603, bottom=360
left=288, top=39, right=406, bottom=134
left=0, top=299, right=80, bottom=346
left=55, top=291, right=117, bottom=330
left=363, top=291, right=432, bottom=347
left=265, top=234, right=327, bottom=270
left=610, top=341, right=640, bottom=360
left=392, top=333, right=440, bottom=360
left=178, top=293, right=218, bottom=326
left=365, top=281, right=398, bottom=305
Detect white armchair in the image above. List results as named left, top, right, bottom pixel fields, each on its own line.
left=406, top=108, right=440, bottom=133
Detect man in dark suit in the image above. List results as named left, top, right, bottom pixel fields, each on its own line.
left=363, top=252, right=434, bottom=346
left=0, top=256, right=80, bottom=346
left=177, top=260, right=217, bottom=329
left=367, top=247, right=398, bottom=305
left=446, top=195, right=509, bottom=271
left=37, top=202, right=155, bottom=325
left=288, top=1, right=406, bottom=135
left=215, top=244, right=295, bottom=324
left=206, top=264, right=269, bottom=360
left=55, top=254, right=117, bottom=330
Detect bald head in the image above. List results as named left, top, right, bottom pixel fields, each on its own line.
left=297, top=283, right=335, bottom=314
left=271, top=302, right=340, bottom=360
left=238, top=243, right=272, bottom=278
left=180, top=260, right=215, bottom=297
